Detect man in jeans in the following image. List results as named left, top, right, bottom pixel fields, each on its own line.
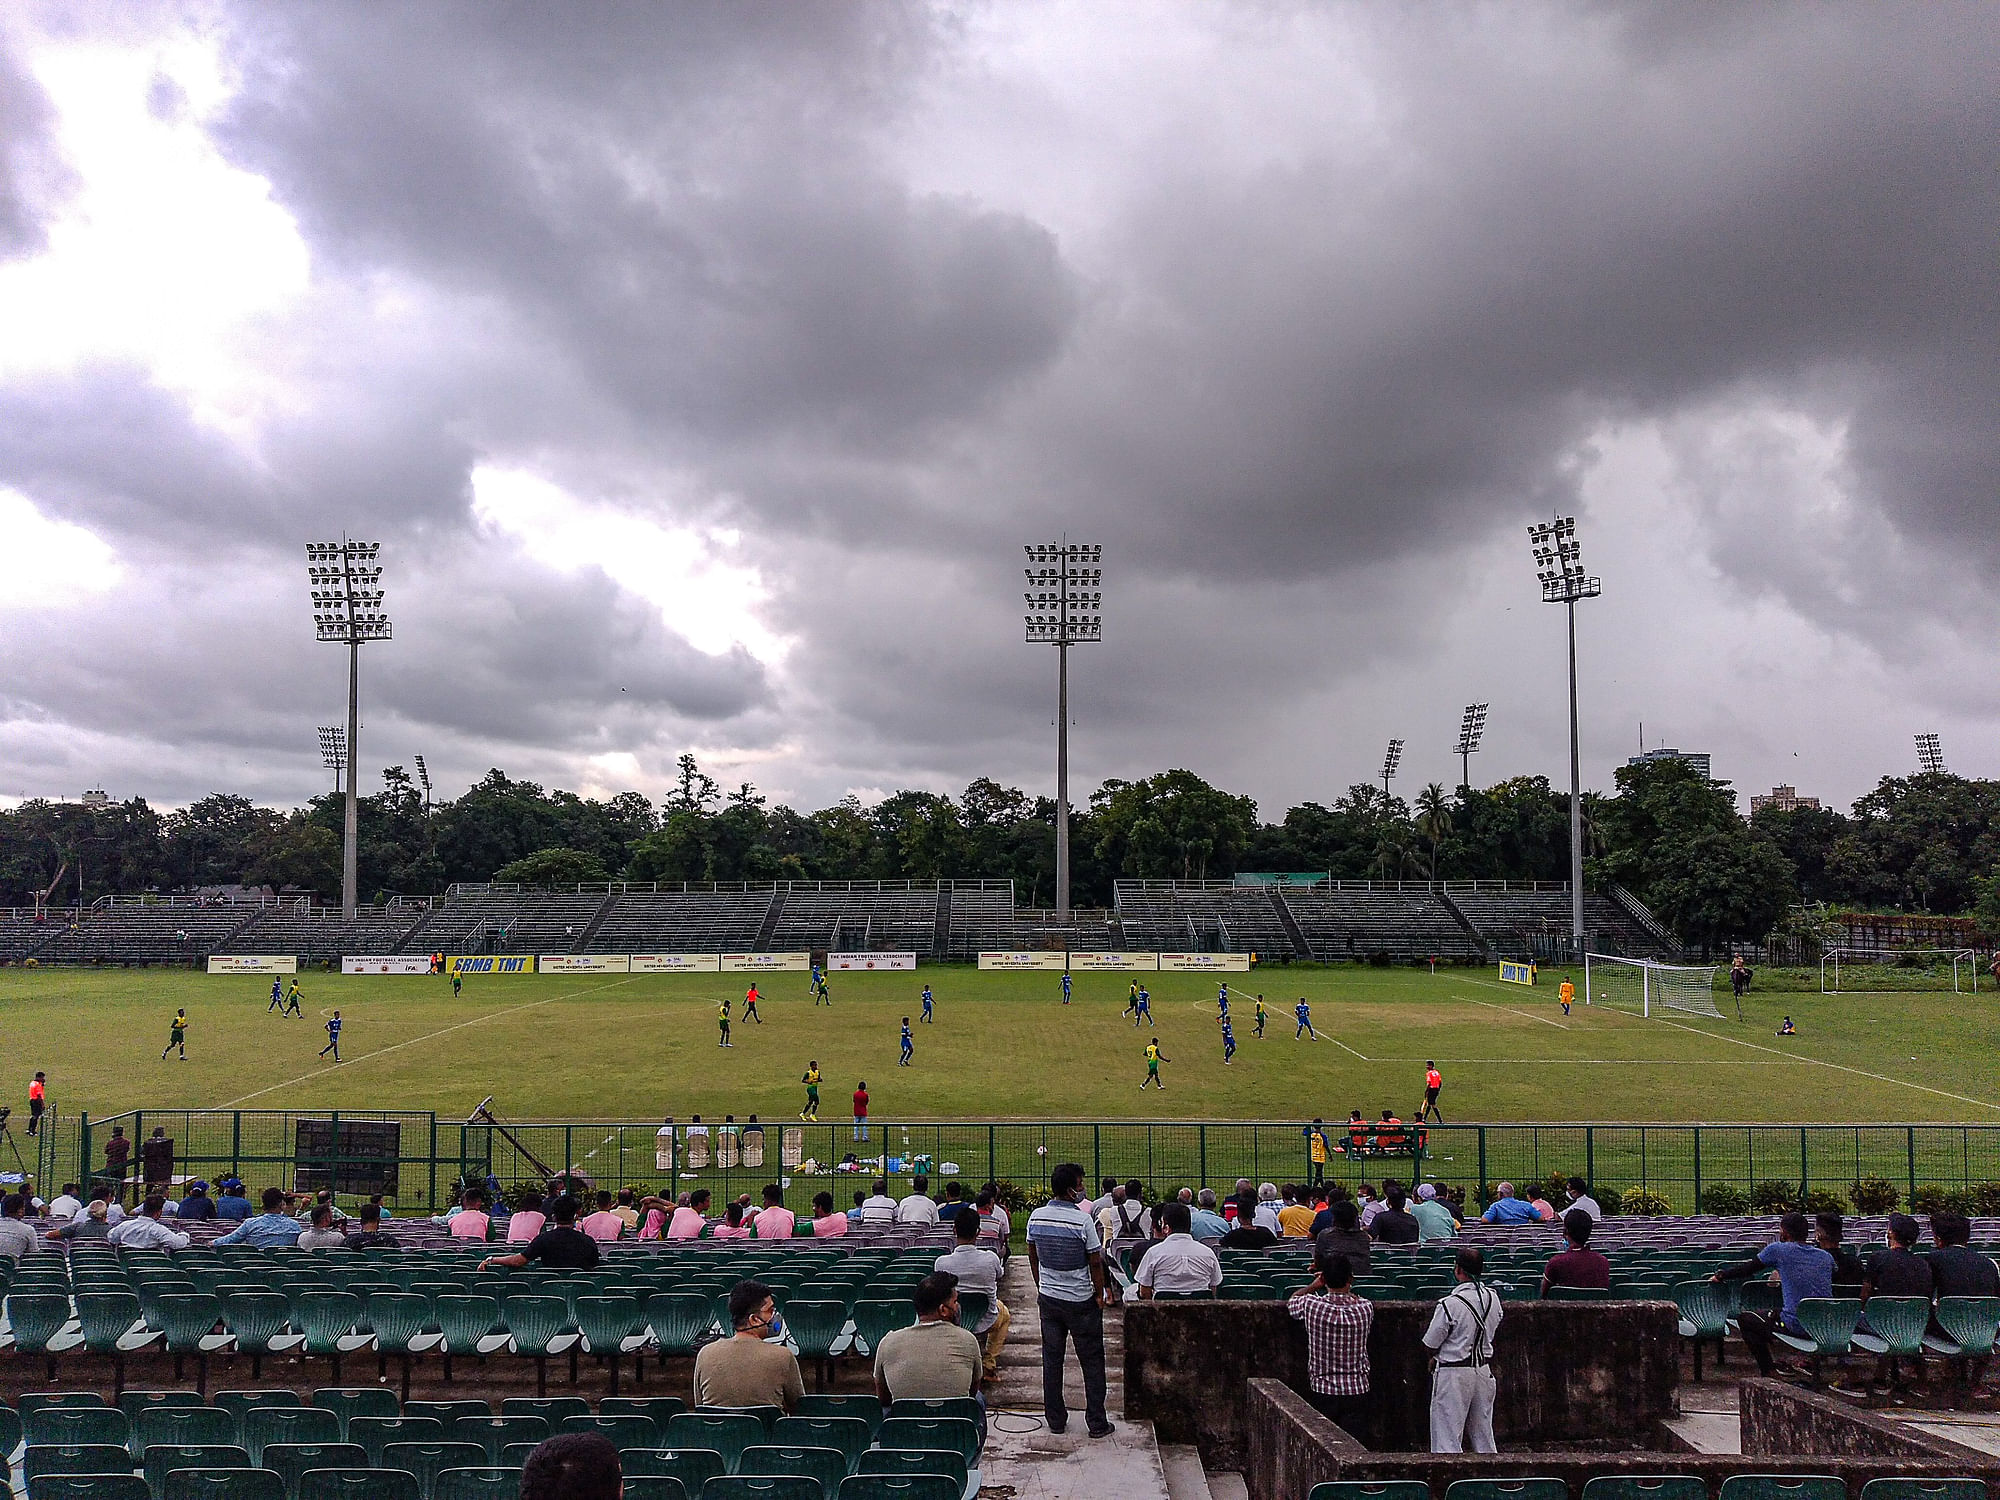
left=1026, top=1161, right=1115, bottom=1438
left=1711, top=1211, right=1833, bottom=1375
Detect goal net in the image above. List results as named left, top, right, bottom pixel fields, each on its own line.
left=1820, top=947, right=1981, bottom=995
left=1585, top=953, right=1723, bottom=1018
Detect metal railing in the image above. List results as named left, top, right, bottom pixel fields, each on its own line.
left=52, top=1114, right=2000, bottom=1216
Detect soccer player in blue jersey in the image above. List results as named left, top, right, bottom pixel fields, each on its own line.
left=1294, top=998, right=1316, bottom=1040
left=267, top=979, right=284, bottom=1013
left=319, top=1010, right=343, bottom=1061
left=899, top=1016, right=914, bottom=1066
left=1133, top=986, right=1152, bottom=1025
left=1061, top=971, right=1071, bottom=1006
left=1221, top=1018, right=1236, bottom=1065
left=920, top=984, right=934, bottom=1023
left=1217, top=982, right=1230, bottom=1021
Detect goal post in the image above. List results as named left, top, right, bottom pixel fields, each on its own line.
left=1820, top=947, right=1981, bottom=995
left=1585, top=952, right=1724, bottom=1019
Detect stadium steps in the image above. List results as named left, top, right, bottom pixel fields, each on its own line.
left=573, top=892, right=619, bottom=952
left=1434, top=890, right=1493, bottom=960
left=1607, top=884, right=1684, bottom=960
left=931, top=886, right=951, bottom=957
left=1265, top=889, right=1311, bottom=960
left=991, top=1249, right=1126, bottom=1418
left=395, top=905, right=439, bottom=954
left=755, top=888, right=787, bottom=948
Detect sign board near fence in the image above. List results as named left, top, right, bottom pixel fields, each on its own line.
left=342, top=955, right=430, bottom=975
left=539, top=954, right=630, bottom=974
left=631, top=954, right=721, bottom=973
left=978, top=951, right=1070, bottom=970
left=207, top=955, right=296, bottom=974
left=1158, top=952, right=1252, bottom=972
left=293, top=1118, right=401, bottom=1195
left=449, top=955, right=536, bottom=975
left=720, top=952, right=811, bottom=972
left=827, top=951, right=916, bottom=971
left=1068, top=951, right=1158, bottom=971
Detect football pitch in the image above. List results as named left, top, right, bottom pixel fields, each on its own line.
left=2, top=963, right=1996, bottom=1125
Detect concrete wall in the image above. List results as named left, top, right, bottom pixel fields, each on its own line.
left=1245, top=1379, right=2000, bottom=1500
left=1126, top=1298, right=1679, bottom=1466
left=1740, top=1380, right=1999, bottom=1463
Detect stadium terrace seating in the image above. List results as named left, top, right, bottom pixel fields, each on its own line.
left=1111, top=883, right=1294, bottom=956
left=477, top=893, right=610, bottom=956
left=0, top=908, right=69, bottom=961
left=1280, top=886, right=1486, bottom=961
left=767, top=888, right=938, bottom=956
left=941, top=886, right=1024, bottom=957
left=1447, top=887, right=1679, bottom=961
left=29, top=900, right=278, bottom=967
left=229, top=902, right=431, bottom=962
left=402, top=892, right=543, bottom=955
left=586, top=890, right=775, bottom=954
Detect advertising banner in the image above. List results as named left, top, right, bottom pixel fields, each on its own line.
left=978, top=951, right=1071, bottom=971
left=539, top=954, right=631, bottom=974
left=449, top=955, right=536, bottom=975
left=341, top=956, right=431, bottom=975
left=719, top=952, right=812, bottom=972
left=631, top=954, right=722, bottom=973
left=1157, top=952, right=1252, bottom=972
left=1068, top=951, right=1159, bottom=972
left=1498, top=959, right=1536, bottom=986
left=827, top=951, right=917, bottom=971
left=207, top=955, right=297, bottom=975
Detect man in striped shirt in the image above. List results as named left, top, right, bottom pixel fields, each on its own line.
left=1288, top=1251, right=1374, bottom=1439
left=1025, top=1162, right=1115, bottom=1438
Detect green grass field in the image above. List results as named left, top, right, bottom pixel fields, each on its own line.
left=2, top=962, right=1995, bottom=1125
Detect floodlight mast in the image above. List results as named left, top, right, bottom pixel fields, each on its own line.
left=1455, top=703, right=1488, bottom=793
left=1915, top=733, right=1945, bottom=776
left=1024, top=541, right=1102, bottom=925
left=318, top=726, right=346, bottom=794
left=1527, top=517, right=1601, bottom=955
left=306, top=540, right=391, bottom=922
left=1380, top=738, right=1404, bottom=797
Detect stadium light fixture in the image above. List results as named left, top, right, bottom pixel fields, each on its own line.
left=1023, top=539, right=1103, bottom=925
left=1380, top=738, right=1404, bottom=797
left=1916, top=732, right=1945, bottom=776
left=306, top=539, right=391, bottom=922
left=413, top=754, right=432, bottom=815
left=1527, top=516, right=1601, bottom=954
left=1455, top=703, right=1489, bottom=792
left=317, top=726, right=347, bottom=793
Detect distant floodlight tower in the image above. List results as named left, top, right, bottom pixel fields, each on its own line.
left=413, top=754, right=433, bottom=815
left=1455, top=704, right=1489, bottom=792
left=1916, top=733, right=1946, bottom=776
left=317, top=726, right=347, bottom=794
left=1380, top=738, right=1404, bottom=798
left=306, top=539, right=391, bottom=922
left=1528, top=516, right=1602, bottom=954
left=1024, top=540, right=1103, bottom=925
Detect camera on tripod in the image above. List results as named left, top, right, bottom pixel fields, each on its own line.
left=0, top=1106, right=15, bottom=1126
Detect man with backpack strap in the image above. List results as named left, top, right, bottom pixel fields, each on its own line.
left=1424, top=1246, right=1503, bottom=1453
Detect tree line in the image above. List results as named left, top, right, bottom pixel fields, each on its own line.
left=3, top=753, right=1996, bottom=947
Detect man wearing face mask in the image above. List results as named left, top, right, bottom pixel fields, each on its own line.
left=694, top=1279, right=805, bottom=1412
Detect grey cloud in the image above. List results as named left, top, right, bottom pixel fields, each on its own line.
left=0, top=37, right=72, bottom=258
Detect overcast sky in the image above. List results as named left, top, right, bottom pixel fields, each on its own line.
left=2, top=3, right=1996, bottom=824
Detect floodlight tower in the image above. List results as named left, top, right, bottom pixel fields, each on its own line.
left=1024, top=541, right=1103, bottom=925
left=1455, top=704, right=1489, bottom=792
left=1528, top=516, right=1601, bottom=954
left=413, top=754, right=433, bottom=815
left=1380, top=738, right=1404, bottom=798
left=317, top=727, right=346, bottom=794
left=306, top=540, right=391, bottom=922
left=1916, top=733, right=1945, bottom=776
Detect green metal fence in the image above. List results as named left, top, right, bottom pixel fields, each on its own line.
left=52, top=1111, right=2000, bottom=1215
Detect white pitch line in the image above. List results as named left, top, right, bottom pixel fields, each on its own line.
left=1651, top=1016, right=2000, bottom=1115
left=213, top=977, right=639, bottom=1109
left=1459, top=994, right=1570, bottom=1030
left=1320, top=1034, right=1368, bottom=1059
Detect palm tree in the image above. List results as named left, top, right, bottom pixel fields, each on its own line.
left=1415, top=783, right=1452, bottom=880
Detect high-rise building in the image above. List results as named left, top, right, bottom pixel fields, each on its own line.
left=1749, top=785, right=1821, bottom=814
left=80, top=788, right=110, bottom=809
left=1626, top=746, right=1712, bottom=781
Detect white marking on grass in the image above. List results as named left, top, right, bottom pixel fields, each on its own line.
left=213, top=977, right=639, bottom=1108
left=1652, top=1017, right=2000, bottom=1114
left=1320, top=1034, right=1368, bottom=1059
left=1457, top=994, right=1570, bottom=1030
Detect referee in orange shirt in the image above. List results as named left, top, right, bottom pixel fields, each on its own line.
left=1419, top=1061, right=1443, bottom=1122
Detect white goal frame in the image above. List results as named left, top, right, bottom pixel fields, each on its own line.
left=1820, top=946, right=1980, bottom=995
left=1584, top=952, right=1724, bottom=1019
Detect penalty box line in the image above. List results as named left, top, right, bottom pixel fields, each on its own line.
left=1219, top=982, right=1367, bottom=1057
left=213, top=977, right=640, bottom=1109
left=1651, top=1015, right=2000, bottom=1116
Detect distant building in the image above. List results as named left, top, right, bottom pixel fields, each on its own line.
left=1750, top=785, right=1820, bottom=815
left=1626, top=747, right=1712, bottom=781
left=80, top=788, right=110, bottom=809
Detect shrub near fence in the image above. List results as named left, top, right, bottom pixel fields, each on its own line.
left=57, top=1112, right=2000, bottom=1215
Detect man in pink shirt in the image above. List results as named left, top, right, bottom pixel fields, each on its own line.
left=753, top=1183, right=796, bottom=1239
left=506, top=1191, right=547, bottom=1244
left=447, top=1189, right=491, bottom=1242
left=667, top=1189, right=712, bottom=1239
left=579, top=1190, right=626, bottom=1242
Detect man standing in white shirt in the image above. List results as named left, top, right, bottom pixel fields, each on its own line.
left=860, top=1179, right=899, bottom=1224
left=896, top=1176, right=941, bottom=1227
left=1423, top=1247, right=1504, bottom=1453
left=107, top=1195, right=193, bottom=1252
left=46, top=1184, right=82, bottom=1222
left=1134, top=1203, right=1223, bottom=1299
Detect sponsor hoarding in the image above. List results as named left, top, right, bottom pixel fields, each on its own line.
left=449, top=955, right=536, bottom=975
left=1068, top=951, right=1158, bottom=972
left=539, top=954, right=631, bottom=974
left=1157, top=952, right=1252, bottom=972
left=827, top=951, right=917, bottom=971
left=720, top=952, right=812, bottom=972
left=631, top=954, right=722, bottom=973
left=1498, top=959, right=1536, bottom=986
left=978, top=951, right=1070, bottom=971
left=207, top=955, right=296, bottom=975
left=341, top=956, right=431, bottom=975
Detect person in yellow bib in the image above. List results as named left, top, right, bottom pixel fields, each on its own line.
left=800, top=1063, right=822, bottom=1120
left=1140, top=1038, right=1169, bottom=1090
left=161, top=1009, right=189, bottom=1061
left=1559, top=978, right=1575, bottom=1017
left=718, top=997, right=733, bottom=1048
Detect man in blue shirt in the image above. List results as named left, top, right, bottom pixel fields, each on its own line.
left=920, top=984, right=934, bottom=1022
left=1480, top=1183, right=1544, bottom=1225
left=1712, top=1211, right=1833, bottom=1375
left=1025, top=1162, right=1113, bottom=1438
left=213, top=1178, right=252, bottom=1221
left=899, top=1017, right=914, bottom=1066
left=1295, top=999, right=1316, bottom=1039
left=214, top=1187, right=304, bottom=1246
left=1061, top=972, right=1071, bottom=1006
left=1188, top=1190, right=1231, bottom=1244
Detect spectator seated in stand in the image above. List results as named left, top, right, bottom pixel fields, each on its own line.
left=755, top=1183, right=797, bottom=1238
left=1481, top=1182, right=1544, bottom=1225
left=177, top=1181, right=218, bottom=1221
left=580, top=1191, right=626, bottom=1242
left=1189, top=1189, right=1230, bottom=1245
left=898, top=1176, right=944, bottom=1226
left=1541, top=1210, right=1611, bottom=1294
left=694, top=1279, right=805, bottom=1412
left=877, top=1271, right=987, bottom=1444
left=1134, top=1202, right=1223, bottom=1299
left=1254, top=1182, right=1285, bottom=1236
left=1928, top=1211, right=2000, bottom=1298
left=47, top=1183, right=81, bottom=1221
left=1278, top=1185, right=1316, bottom=1239
left=1814, top=1211, right=1866, bottom=1293
left=214, top=1178, right=252, bottom=1221
left=108, top=1193, right=192, bottom=1251
left=1564, top=1176, right=1602, bottom=1221
left=712, top=1201, right=752, bottom=1238
left=0, top=1193, right=41, bottom=1261
left=49, top=1197, right=111, bottom=1242
left=1527, top=1186, right=1558, bottom=1222
left=215, top=1186, right=303, bottom=1246
left=1370, top=1186, right=1421, bottom=1246
left=481, top=1194, right=602, bottom=1271
left=445, top=1188, right=492, bottom=1241
left=811, top=1191, right=849, bottom=1237
left=1313, top=1198, right=1373, bottom=1276
left=861, top=1179, right=899, bottom=1225
left=1711, top=1210, right=1834, bottom=1376
left=343, top=1201, right=398, bottom=1251
left=1220, top=1209, right=1279, bottom=1250
left=507, top=1191, right=547, bottom=1244
left=1413, top=1184, right=1458, bottom=1243
left=298, top=1204, right=347, bottom=1249
left=523, top=1431, right=622, bottom=1500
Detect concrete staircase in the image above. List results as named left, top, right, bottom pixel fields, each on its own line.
left=989, top=1252, right=1126, bottom=1420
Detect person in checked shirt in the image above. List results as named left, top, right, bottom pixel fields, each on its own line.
left=1287, top=1251, right=1374, bottom=1439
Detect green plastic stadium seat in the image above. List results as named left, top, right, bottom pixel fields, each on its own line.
left=1308, top=1486, right=1432, bottom=1500
left=703, top=1480, right=822, bottom=1500
left=348, top=1417, right=448, bottom=1468
left=25, top=1448, right=141, bottom=1486
left=599, top=1399, right=689, bottom=1443
left=1446, top=1482, right=1568, bottom=1500
left=771, top=1418, right=870, bottom=1474
left=738, top=1444, right=848, bottom=1499
left=26, top=1409, right=131, bottom=1451
left=782, top=1301, right=851, bottom=1371
left=9, top=1291, right=80, bottom=1380
left=1719, top=1477, right=1848, bottom=1500
left=621, top=1448, right=727, bottom=1498
left=885, top=1401, right=979, bottom=1429
left=210, top=1394, right=302, bottom=1446
left=648, top=1294, right=718, bottom=1360
left=161, top=1474, right=286, bottom=1500
left=1579, top=1479, right=1708, bottom=1500
left=404, top=1403, right=491, bottom=1429
left=242, top=1410, right=342, bottom=1467
left=575, top=1295, right=649, bottom=1393
left=1927, top=1297, right=2000, bottom=1358
left=27, top=1476, right=151, bottom=1500
left=452, top=1418, right=548, bottom=1465
left=837, top=1478, right=958, bottom=1500
left=429, top=1471, right=523, bottom=1500
left=849, top=1302, right=914, bottom=1358
left=559, top=1415, right=662, bottom=1451
left=298, top=1471, right=422, bottom=1500
left=20, top=1395, right=112, bottom=1418
left=498, top=1398, right=590, bottom=1428
left=256, top=1444, right=365, bottom=1499
left=1852, top=1298, right=1932, bottom=1359
left=118, top=1392, right=206, bottom=1425
left=1671, top=1281, right=1732, bottom=1380
left=134, top=1409, right=238, bottom=1460
left=381, top=1442, right=489, bottom=1500
left=872, top=1420, right=978, bottom=1473
left=790, top=1399, right=880, bottom=1438
left=312, top=1390, right=399, bottom=1441
left=851, top=1450, right=965, bottom=1496
left=1772, top=1299, right=1863, bottom=1364
left=1858, top=1483, right=1987, bottom=1500
left=143, top=1445, right=252, bottom=1496
left=666, top=1416, right=764, bottom=1474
